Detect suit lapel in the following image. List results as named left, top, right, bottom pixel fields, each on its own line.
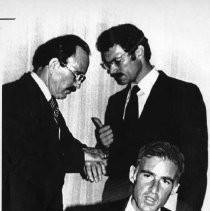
left=137, top=71, right=171, bottom=122
left=120, top=86, right=130, bottom=120
left=22, top=73, right=59, bottom=139
left=161, top=207, right=171, bottom=211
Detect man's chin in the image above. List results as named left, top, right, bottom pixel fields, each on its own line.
left=58, top=91, right=71, bottom=99
left=115, top=78, right=128, bottom=85
left=113, top=75, right=128, bottom=85
left=58, top=95, right=67, bottom=100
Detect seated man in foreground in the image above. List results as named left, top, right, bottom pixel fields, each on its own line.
left=70, top=142, right=186, bottom=211
left=127, top=141, right=185, bottom=211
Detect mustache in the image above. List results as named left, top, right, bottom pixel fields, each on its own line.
left=111, top=72, right=123, bottom=78
left=67, top=86, right=77, bottom=92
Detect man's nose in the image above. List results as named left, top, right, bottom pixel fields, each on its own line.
left=109, top=64, right=119, bottom=75
left=74, top=81, right=82, bottom=89
left=150, top=180, right=160, bottom=193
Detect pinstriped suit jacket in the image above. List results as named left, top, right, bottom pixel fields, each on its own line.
left=2, top=73, right=86, bottom=210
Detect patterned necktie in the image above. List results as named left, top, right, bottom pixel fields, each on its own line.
left=49, top=97, right=61, bottom=125
left=124, top=85, right=140, bottom=122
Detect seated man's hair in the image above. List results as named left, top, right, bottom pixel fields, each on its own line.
left=136, top=142, right=185, bottom=181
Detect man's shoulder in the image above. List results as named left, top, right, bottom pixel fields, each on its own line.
left=157, top=71, right=200, bottom=96
left=3, top=72, right=31, bottom=92
left=2, top=72, right=40, bottom=110
left=158, top=70, right=198, bottom=89
left=108, top=86, right=129, bottom=101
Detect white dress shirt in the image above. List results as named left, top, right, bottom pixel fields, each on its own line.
left=31, top=72, right=61, bottom=138
left=123, top=67, right=159, bottom=119
left=124, top=196, right=135, bottom=211
left=31, top=72, right=52, bottom=101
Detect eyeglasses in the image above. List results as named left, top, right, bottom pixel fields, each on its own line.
left=100, top=52, right=129, bottom=71
left=61, top=62, right=86, bottom=83
left=100, top=36, right=145, bottom=71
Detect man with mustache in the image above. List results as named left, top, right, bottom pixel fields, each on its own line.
left=94, top=23, right=207, bottom=210
left=2, top=34, right=106, bottom=211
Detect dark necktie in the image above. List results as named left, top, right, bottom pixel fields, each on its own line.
left=124, top=85, right=140, bottom=122
left=49, top=97, right=61, bottom=125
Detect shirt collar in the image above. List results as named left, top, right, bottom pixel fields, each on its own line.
left=131, top=67, right=159, bottom=95
left=31, top=72, right=52, bottom=101
left=125, top=196, right=135, bottom=211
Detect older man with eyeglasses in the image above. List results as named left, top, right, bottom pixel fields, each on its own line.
left=2, top=34, right=106, bottom=211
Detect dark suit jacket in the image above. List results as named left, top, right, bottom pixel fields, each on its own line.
left=103, top=71, right=208, bottom=210
left=65, top=197, right=171, bottom=211
left=2, top=73, right=86, bottom=211
left=100, top=197, right=171, bottom=211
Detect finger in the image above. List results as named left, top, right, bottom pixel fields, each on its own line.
left=104, top=134, right=114, bottom=146
left=100, top=162, right=107, bottom=175
left=96, top=162, right=103, bottom=181
left=84, top=166, right=87, bottom=179
left=99, top=125, right=111, bottom=133
left=100, top=137, right=113, bottom=147
left=99, top=128, right=113, bottom=138
left=100, top=132, right=113, bottom=142
left=91, top=117, right=103, bottom=128
left=103, top=141, right=113, bottom=148
left=85, top=162, right=94, bottom=182
left=91, top=164, right=100, bottom=182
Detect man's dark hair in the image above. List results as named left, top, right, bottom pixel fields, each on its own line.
left=137, top=142, right=185, bottom=181
left=96, top=23, right=151, bottom=62
left=32, top=34, right=90, bottom=72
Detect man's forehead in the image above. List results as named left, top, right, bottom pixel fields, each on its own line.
left=103, top=44, right=125, bottom=60
left=141, top=156, right=178, bottom=178
left=66, top=46, right=89, bottom=72
left=67, top=57, right=79, bottom=69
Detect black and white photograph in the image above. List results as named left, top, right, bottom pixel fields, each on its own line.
left=1, top=0, right=210, bottom=210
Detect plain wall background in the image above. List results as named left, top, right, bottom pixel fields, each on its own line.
left=1, top=0, right=210, bottom=210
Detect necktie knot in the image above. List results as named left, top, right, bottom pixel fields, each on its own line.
left=131, top=85, right=140, bottom=95
left=49, top=97, right=58, bottom=110
left=124, top=85, right=140, bottom=123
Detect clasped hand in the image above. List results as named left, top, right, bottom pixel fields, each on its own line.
left=83, top=147, right=107, bottom=183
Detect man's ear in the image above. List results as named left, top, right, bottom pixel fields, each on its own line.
left=48, top=58, right=60, bottom=74
left=171, top=183, right=180, bottom=195
left=135, top=45, right=144, bottom=59
left=129, top=165, right=137, bottom=184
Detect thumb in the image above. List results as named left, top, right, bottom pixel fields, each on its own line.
left=91, top=117, right=103, bottom=128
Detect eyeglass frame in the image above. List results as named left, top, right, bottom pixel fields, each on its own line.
left=100, top=52, right=130, bottom=71
left=60, top=61, right=86, bottom=83
left=100, top=36, right=145, bottom=71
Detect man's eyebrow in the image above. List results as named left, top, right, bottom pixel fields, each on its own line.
left=162, top=176, right=174, bottom=183
left=140, top=169, right=154, bottom=175
left=140, top=170, right=175, bottom=183
left=106, top=53, right=125, bottom=64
